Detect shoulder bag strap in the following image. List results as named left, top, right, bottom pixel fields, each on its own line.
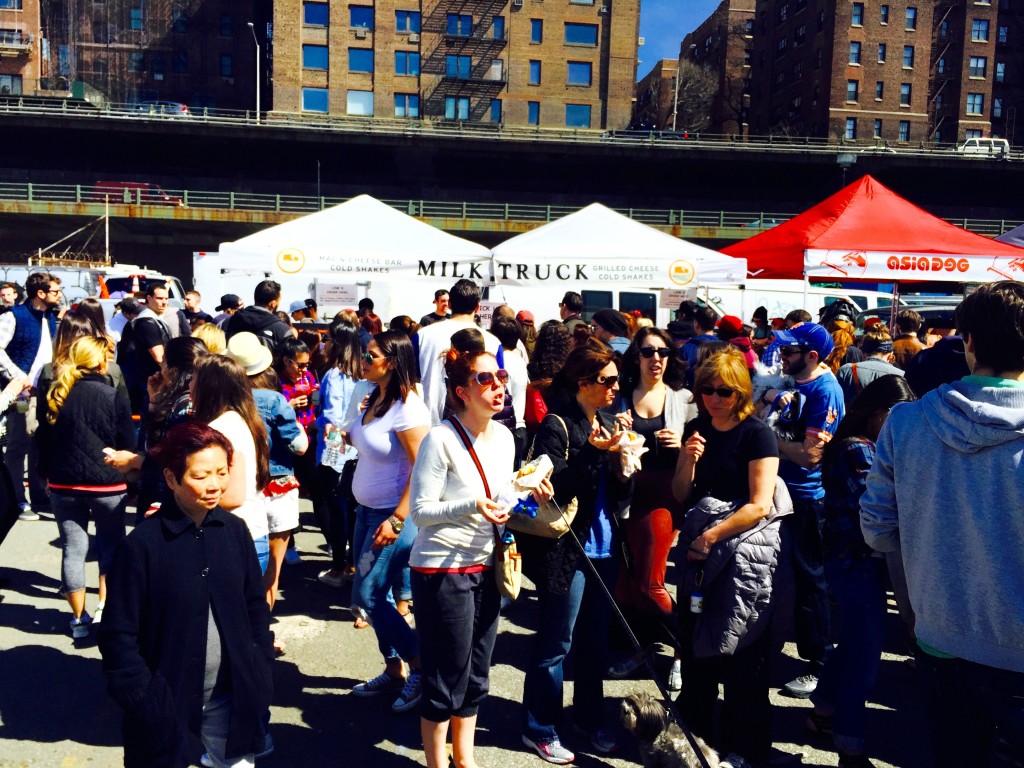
left=446, top=416, right=501, bottom=546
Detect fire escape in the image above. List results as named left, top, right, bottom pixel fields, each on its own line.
left=421, top=0, right=509, bottom=123
left=928, top=1, right=958, bottom=141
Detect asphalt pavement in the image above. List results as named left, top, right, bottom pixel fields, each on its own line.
left=0, top=503, right=929, bottom=768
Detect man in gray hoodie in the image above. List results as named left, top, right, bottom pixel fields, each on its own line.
left=860, top=281, right=1024, bottom=768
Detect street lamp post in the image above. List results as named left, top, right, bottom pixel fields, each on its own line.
left=247, top=22, right=260, bottom=124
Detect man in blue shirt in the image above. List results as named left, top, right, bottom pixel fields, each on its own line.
left=763, top=322, right=845, bottom=699
left=680, top=306, right=720, bottom=388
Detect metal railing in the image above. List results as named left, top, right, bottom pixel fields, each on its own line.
left=0, top=181, right=1021, bottom=237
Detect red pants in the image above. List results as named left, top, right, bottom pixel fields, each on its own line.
left=615, top=469, right=678, bottom=617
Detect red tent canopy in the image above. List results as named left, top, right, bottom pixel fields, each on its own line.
left=723, top=175, right=1024, bottom=283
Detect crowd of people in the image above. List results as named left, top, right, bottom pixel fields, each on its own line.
left=0, top=272, right=1020, bottom=768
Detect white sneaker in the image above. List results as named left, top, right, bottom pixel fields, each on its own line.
left=93, top=602, right=105, bottom=623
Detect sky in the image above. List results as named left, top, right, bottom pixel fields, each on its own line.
left=638, top=0, right=721, bottom=78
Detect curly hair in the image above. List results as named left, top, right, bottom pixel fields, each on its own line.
left=527, top=320, right=572, bottom=382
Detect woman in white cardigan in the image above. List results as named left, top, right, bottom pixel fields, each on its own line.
left=410, top=347, right=549, bottom=768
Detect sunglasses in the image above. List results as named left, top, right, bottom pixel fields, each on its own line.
left=699, top=385, right=737, bottom=398
left=288, top=360, right=310, bottom=369
left=361, top=352, right=381, bottom=364
left=591, top=375, right=620, bottom=388
left=472, top=370, right=510, bottom=387
left=780, top=346, right=807, bottom=357
left=639, top=346, right=671, bottom=359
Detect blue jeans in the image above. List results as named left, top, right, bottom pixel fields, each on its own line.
left=783, top=495, right=832, bottom=671
left=351, top=504, right=418, bottom=662
left=522, top=556, right=616, bottom=743
left=811, top=556, right=887, bottom=753
left=253, top=535, right=269, bottom=576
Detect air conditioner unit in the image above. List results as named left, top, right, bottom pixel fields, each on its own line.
left=638, top=36, right=645, bottom=46
left=409, top=32, right=420, bottom=42
left=512, top=0, right=524, bottom=7
left=354, top=27, right=368, bottom=38
left=599, top=4, right=609, bottom=13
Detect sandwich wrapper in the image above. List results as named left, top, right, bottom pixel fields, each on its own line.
left=617, top=431, right=647, bottom=478
left=496, top=455, right=555, bottom=518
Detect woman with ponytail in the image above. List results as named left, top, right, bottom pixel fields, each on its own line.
left=40, top=336, right=135, bottom=638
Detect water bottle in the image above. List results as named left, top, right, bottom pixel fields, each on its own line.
left=323, top=429, right=343, bottom=466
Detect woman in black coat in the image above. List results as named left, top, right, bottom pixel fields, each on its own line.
left=98, top=422, right=273, bottom=768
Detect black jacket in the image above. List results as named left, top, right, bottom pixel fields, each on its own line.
left=520, top=397, right=628, bottom=594
left=98, top=500, right=273, bottom=768
left=225, top=306, right=292, bottom=351
left=37, top=373, right=135, bottom=490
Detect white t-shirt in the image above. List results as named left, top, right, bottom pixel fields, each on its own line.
left=415, top=318, right=504, bottom=426
left=209, top=410, right=269, bottom=540
left=349, top=391, right=431, bottom=509
left=410, top=420, right=515, bottom=570
left=503, top=348, right=528, bottom=430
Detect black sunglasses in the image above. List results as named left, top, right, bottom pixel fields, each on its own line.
left=699, top=385, right=737, bottom=398
left=361, top=352, right=381, bottom=364
left=591, top=375, right=620, bottom=388
left=638, top=346, right=672, bottom=359
left=780, top=346, right=807, bottom=357
left=472, top=370, right=510, bottom=387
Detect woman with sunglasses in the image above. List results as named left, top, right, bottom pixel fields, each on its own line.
left=607, top=327, right=696, bottom=690
left=520, top=343, right=628, bottom=764
left=411, top=348, right=553, bottom=768
left=671, top=347, right=781, bottom=768
left=348, top=330, right=431, bottom=714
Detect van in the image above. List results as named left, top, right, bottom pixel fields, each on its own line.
left=955, top=137, right=1010, bottom=158
left=92, top=181, right=185, bottom=206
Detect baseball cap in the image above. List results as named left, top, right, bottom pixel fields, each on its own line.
left=772, top=322, right=835, bottom=359
left=515, top=310, right=535, bottom=325
left=215, top=294, right=242, bottom=312
left=716, top=315, right=744, bottom=337
left=289, top=299, right=309, bottom=314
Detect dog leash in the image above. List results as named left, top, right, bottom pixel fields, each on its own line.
left=542, top=494, right=716, bottom=768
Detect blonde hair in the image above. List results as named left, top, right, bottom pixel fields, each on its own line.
left=47, top=336, right=108, bottom=423
left=192, top=323, right=226, bottom=354
left=693, top=346, right=755, bottom=421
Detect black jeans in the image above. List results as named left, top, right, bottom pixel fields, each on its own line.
left=782, top=496, right=832, bottom=672
left=312, top=463, right=355, bottom=571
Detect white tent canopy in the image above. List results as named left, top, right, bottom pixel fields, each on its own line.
left=218, top=194, right=490, bottom=281
left=489, top=203, right=747, bottom=288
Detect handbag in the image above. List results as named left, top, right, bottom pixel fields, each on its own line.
left=506, top=414, right=579, bottom=539
left=447, top=417, right=522, bottom=600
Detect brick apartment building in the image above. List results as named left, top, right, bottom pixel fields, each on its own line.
left=41, top=0, right=266, bottom=109
left=745, top=0, right=1012, bottom=143
left=632, top=58, right=676, bottom=128
left=272, top=0, right=640, bottom=129
left=0, top=0, right=41, bottom=96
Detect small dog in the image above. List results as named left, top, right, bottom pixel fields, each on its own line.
left=620, top=692, right=721, bottom=768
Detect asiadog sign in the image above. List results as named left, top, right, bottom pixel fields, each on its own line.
left=804, top=249, right=1024, bottom=282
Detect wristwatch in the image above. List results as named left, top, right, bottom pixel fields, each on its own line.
left=387, top=515, right=405, bottom=533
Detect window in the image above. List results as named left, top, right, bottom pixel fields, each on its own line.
left=966, top=129, right=983, bottom=139
left=303, top=45, right=329, bottom=70
left=845, top=117, right=857, bottom=139
left=900, top=82, right=911, bottom=105
left=172, top=51, right=188, bottom=74
left=302, top=87, right=329, bottom=112
left=564, top=23, right=598, bottom=45
left=849, top=41, right=861, bottom=64
left=873, top=119, right=882, bottom=137
left=151, top=56, right=165, bottom=79
left=395, top=10, right=421, bottom=33
left=349, top=48, right=373, bottom=73
left=493, top=16, right=504, bottom=39
left=967, top=92, right=984, bottom=114
left=490, top=98, right=502, bottom=123
left=219, top=14, right=232, bottom=36
left=745, top=48, right=753, bottom=65
left=905, top=6, right=917, bottom=29
left=880, top=4, right=889, bottom=23
left=903, top=45, right=914, bottom=67
left=131, top=7, right=144, bottom=30
left=486, top=58, right=504, bottom=81
left=972, top=18, right=989, bottom=41
left=447, top=14, right=472, bottom=36
left=531, top=18, right=543, bottom=43
left=847, top=79, right=859, bottom=101
left=220, top=53, right=233, bottom=77
left=350, top=6, right=373, bottom=29
left=305, top=3, right=329, bottom=26
left=528, top=101, right=540, bottom=125
left=567, top=61, right=592, bottom=85
left=744, top=19, right=754, bottom=34
left=130, top=52, right=145, bottom=72
left=969, top=56, right=987, bottom=77
left=347, top=89, right=374, bottom=116
left=529, top=59, right=541, bottom=84
left=878, top=43, right=887, bottom=62
left=852, top=2, right=863, bottom=24
left=999, top=25, right=1008, bottom=43
left=794, top=25, right=806, bottom=45
left=565, top=103, right=592, bottom=128
left=445, top=96, right=470, bottom=120
left=172, top=9, right=186, bottom=33
left=446, top=55, right=471, bottom=78
left=395, top=93, right=419, bottom=118
left=994, top=97, right=1003, bottom=117
left=938, top=57, right=946, bottom=75
left=875, top=80, right=884, bottom=99
left=898, top=121, right=910, bottom=142
left=936, top=93, right=943, bottom=108
left=395, top=51, right=419, bottom=75
left=996, top=62, right=1006, bottom=81
left=0, top=0, right=23, bottom=8
left=939, top=20, right=950, bottom=39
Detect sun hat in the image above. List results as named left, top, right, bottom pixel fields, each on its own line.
left=226, top=331, right=273, bottom=376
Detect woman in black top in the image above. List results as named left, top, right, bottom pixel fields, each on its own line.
left=671, top=346, right=780, bottom=768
